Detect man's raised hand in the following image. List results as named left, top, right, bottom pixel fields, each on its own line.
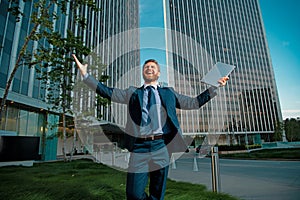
left=72, top=54, right=88, bottom=76
left=218, top=76, right=229, bottom=87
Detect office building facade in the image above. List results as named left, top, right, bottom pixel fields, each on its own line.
left=0, top=0, right=57, bottom=161
left=163, top=0, right=282, bottom=144
left=0, top=0, right=140, bottom=160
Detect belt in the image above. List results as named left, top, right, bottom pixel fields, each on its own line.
left=136, top=134, right=163, bottom=142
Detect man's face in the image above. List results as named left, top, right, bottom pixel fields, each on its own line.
left=142, top=61, right=160, bottom=83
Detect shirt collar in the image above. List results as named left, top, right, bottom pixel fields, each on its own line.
left=143, top=82, right=159, bottom=90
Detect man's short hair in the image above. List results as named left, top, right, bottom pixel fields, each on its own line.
left=143, top=59, right=160, bottom=71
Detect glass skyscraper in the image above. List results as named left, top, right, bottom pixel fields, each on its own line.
left=0, top=0, right=54, bottom=137
left=163, top=0, right=282, bottom=144
left=0, top=0, right=140, bottom=160
left=71, top=0, right=140, bottom=127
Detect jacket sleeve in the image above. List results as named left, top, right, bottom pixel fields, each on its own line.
left=173, top=86, right=217, bottom=110
left=83, top=74, right=128, bottom=104
left=196, top=87, right=218, bottom=107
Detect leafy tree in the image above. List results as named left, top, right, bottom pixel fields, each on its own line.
left=71, top=52, right=111, bottom=159
left=284, top=118, right=300, bottom=142
left=50, top=52, right=110, bottom=161
left=274, top=120, right=284, bottom=141
left=72, top=52, right=111, bottom=121
left=0, top=0, right=101, bottom=161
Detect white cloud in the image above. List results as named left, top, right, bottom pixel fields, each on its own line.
left=282, top=109, right=300, bottom=119
left=282, top=41, right=290, bottom=47
left=139, top=1, right=146, bottom=11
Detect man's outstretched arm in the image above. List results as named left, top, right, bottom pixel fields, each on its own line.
left=72, top=54, right=128, bottom=103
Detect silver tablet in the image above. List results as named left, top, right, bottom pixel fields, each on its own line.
left=201, top=62, right=235, bottom=87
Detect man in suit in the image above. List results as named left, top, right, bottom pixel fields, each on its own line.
left=73, top=55, right=229, bottom=200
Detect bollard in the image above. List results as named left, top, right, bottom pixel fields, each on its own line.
left=211, top=146, right=220, bottom=192
left=95, top=152, right=98, bottom=163
left=99, top=150, right=102, bottom=163
left=171, top=154, right=176, bottom=169
left=193, top=156, right=199, bottom=171
left=112, top=151, right=115, bottom=166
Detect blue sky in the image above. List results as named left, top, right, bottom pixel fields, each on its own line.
left=259, top=0, right=300, bottom=119
left=139, top=0, right=300, bottom=119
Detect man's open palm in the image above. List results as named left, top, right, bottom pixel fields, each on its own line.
left=72, top=54, right=88, bottom=76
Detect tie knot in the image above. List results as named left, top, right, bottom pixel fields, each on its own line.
left=146, top=85, right=155, bottom=91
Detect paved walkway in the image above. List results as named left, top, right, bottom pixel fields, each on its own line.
left=168, top=153, right=300, bottom=200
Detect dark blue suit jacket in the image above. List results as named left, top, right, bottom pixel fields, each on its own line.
left=84, top=74, right=217, bottom=153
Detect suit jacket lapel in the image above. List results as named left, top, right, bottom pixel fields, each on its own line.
left=158, top=87, right=167, bottom=109
left=137, top=86, right=144, bottom=107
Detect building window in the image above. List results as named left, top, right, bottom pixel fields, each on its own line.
left=5, top=106, right=18, bottom=132
left=0, top=104, right=46, bottom=137
left=18, top=110, right=28, bottom=136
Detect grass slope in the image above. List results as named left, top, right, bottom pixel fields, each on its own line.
left=0, top=159, right=239, bottom=200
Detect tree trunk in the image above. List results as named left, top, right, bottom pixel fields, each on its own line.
left=69, top=127, right=77, bottom=161
left=62, top=112, right=67, bottom=161
left=0, top=17, right=41, bottom=127
left=0, top=1, right=55, bottom=127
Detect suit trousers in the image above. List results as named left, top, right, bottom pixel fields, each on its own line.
left=126, top=138, right=169, bottom=200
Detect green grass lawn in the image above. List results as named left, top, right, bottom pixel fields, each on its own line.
left=0, top=159, right=239, bottom=200
left=220, top=148, right=300, bottom=160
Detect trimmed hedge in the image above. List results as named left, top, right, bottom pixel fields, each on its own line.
left=218, top=144, right=262, bottom=151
